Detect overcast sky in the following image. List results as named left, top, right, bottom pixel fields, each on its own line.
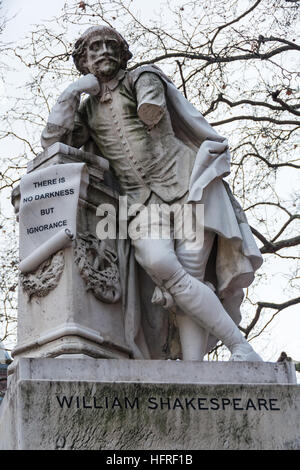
left=2, top=0, right=165, bottom=42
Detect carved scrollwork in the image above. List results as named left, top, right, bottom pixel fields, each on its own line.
left=74, top=234, right=121, bottom=303
left=20, top=250, right=65, bottom=300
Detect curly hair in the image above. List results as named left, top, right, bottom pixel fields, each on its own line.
left=72, top=26, right=132, bottom=75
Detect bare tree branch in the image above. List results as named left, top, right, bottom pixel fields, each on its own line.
left=271, top=90, right=300, bottom=116
left=241, top=296, right=300, bottom=338
left=209, top=0, right=264, bottom=51
left=212, top=116, right=299, bottom=126
left=129, top=43, right=300, bottom=70
left=243, top=152, right=300, bottom=169
left=251, top=226, right=300, bottom=254
left=176, top=60, right=188, bottom=99
left=204, top=94, right=300, bottom=116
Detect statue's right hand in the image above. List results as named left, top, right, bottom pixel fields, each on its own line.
left=202, top=139, right=229, bottom=157
left=71, top=74, right=100, bottom=96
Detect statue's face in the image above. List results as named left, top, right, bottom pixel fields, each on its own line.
left=85, top=33, right=121, bottom=80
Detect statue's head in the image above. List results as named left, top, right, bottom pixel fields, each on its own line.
left=72, top=25, right=132, bottom=81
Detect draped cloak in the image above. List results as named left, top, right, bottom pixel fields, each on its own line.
left=114, top=65, right=263, bottom=359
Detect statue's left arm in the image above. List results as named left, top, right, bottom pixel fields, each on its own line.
left=134, top=72, right=166, bottom=128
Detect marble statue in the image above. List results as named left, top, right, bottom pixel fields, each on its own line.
left=41, top=25, right=263, bottom=362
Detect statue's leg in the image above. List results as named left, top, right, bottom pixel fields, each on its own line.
left=130, top=200, right=262, bottom=362
left=174, top=229, right=216, bottom=360
left=164, top=270, right=262, bottom=361
left=132, top=236, right=262, bottom=362
left=175, top=315, right=208, bottom=360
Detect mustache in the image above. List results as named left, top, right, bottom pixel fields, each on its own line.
left=94, top=56, right=119, bottom=65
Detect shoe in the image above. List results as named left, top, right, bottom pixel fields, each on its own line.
left=167, top=271, right=263, bottom=362
left=229, top=343, right=263, bottom=362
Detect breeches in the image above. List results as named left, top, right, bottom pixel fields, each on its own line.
left=129, top=201, right=215, bottom=287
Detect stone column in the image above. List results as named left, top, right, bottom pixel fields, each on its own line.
left=11, top=143, right=131, bottom=364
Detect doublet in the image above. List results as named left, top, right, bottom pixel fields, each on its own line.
left=42, top=70, right=196, bottom=206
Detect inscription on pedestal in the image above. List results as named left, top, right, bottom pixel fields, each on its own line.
left=17, top=380, right=299, bottom=450
left=19, top=163, right=89, bottom=272
left=55, top=393, right=281, bottom=412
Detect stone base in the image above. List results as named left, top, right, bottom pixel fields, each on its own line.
left=0, top=358, right=299, bottom=450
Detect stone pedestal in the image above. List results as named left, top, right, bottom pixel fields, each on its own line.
left=11, top=143, right=130, bottom=362
left=0, top=358, right=299, bottom=450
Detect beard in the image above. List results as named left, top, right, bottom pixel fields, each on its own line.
left=90, top=57, right=120, bottom=81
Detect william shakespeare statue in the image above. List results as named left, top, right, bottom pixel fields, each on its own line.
left=41, top=25, right=263, bottom=362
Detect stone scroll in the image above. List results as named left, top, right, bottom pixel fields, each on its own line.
left=19, top=163, right=89, bottom=273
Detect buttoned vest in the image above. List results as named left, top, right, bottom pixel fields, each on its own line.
left=77, top=71, right=196, bottom=206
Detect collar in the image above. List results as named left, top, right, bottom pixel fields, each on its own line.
left=98, top=69, right=126, bottom=102
left=105, top=68, right=126, bottom=91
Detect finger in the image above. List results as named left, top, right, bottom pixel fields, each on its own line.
left=208, top=140, right=228, bottom=154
